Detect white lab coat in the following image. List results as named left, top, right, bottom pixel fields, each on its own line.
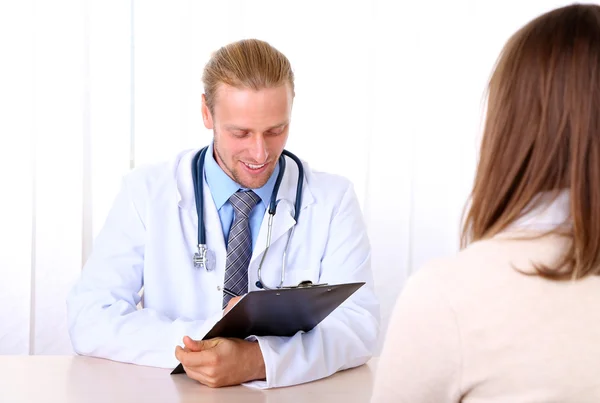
left=67, top=148, right=380, bottom=388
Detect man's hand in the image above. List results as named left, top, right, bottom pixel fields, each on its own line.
left=223, top=296, right=241, bottom=316
left=175, top=336, right=266, bottom=388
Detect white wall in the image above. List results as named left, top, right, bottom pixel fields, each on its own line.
left=0, top=0, right=588, bottom=355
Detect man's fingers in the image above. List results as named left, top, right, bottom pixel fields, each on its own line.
left=175, top=338, right=236, bottom=388
left=184, top=366, right=220, bottom=388
left=175, top=346, right=216, bottom=385
left=182, top=336, right=222, bottom=352
left=183, top=336, right=205, bottom=351
left=181, top=364, right=212, bottom=386
left=175, top=345, right=185, bottom=361
left=223, top=296, right=242, bottom=315
left=176, top=345, right=221, bottom=369
left=228, top=296, right=241, bottom=306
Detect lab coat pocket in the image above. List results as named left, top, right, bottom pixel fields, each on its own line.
left=282, top=268, right=318, bottom=287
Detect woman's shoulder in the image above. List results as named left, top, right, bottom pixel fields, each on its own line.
left=406, top=234, right=570, bottom=300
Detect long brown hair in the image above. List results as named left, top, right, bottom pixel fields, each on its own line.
left=461, top=4, right=600, bottom=279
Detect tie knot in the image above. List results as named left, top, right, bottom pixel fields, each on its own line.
left=229, top=190, right=261, bottom=218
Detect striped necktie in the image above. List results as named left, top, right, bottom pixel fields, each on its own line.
left=223, top=190, right=261, bottom=308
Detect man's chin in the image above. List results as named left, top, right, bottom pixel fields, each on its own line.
left=235, top=173, right=271, bottom=190
left=233, top=161, right=279, bottom=189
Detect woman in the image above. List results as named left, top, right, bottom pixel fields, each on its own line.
left=372, top=4, right=600, bottom=402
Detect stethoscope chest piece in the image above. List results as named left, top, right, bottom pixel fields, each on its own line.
left=193, top=244, right=216, bottom=271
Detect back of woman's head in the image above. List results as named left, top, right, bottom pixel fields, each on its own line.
left=462, top=4, right=600, bottom=279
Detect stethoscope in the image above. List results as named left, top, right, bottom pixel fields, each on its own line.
left=191, top=146, right=304, bottom=290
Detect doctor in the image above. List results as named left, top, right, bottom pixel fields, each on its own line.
left=66, top=38, right=379, bottom=388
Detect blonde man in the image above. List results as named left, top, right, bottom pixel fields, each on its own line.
left=67, top=39, right=379, bottom=388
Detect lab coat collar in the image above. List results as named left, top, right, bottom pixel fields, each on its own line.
left=175, top=147, right=315, bottom=223
left=203, top=143, right=240, bottom=210
left=203, top=142, right=280, bottom=211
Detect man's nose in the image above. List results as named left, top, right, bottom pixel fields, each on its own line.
left=249, top=134, right=268, bottom=163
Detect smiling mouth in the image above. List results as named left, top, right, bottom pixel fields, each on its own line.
left=242, top=162, right=267, bottom=170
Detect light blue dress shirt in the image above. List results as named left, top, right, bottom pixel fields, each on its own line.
left=203, top=143, right=280, bottom=249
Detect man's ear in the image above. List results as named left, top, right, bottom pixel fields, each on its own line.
left=201, top=94, right=214, bottom=129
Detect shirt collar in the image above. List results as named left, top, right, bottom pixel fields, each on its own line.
left=203, top=142, right=280, bottom=210
left=508, top=189, right=571, bottom=231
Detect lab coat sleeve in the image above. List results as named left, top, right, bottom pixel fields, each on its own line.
left=66, top=176, right=220, bottom=368
left=370, top=267, right=462, bottom=403
left=247, top=182, right=380, bottom=388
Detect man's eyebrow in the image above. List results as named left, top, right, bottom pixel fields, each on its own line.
left=266, top=121, right=289, bottom=130
left=223, top=124, right=248, bottom=131
left=223, top=122, right=289, bottom=131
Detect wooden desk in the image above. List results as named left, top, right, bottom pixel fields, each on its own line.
left=0, top=356, right=377, bottom=402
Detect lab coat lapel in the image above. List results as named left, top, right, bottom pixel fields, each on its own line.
left=250, top=155, right=314, bottom=264
left=251, top=202, right=296, bottom=264
left=176, top=149, right=227, bottom=274
left=202, top=179, right=226, bottom=262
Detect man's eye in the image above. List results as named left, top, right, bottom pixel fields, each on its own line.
left=267, top=128, right=285, bottom=136
left=232, top=131, right=248, bottom=137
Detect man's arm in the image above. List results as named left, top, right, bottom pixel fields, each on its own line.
left=66, top=176, right=219, bottom=368
left=249, top=181, right=380, bottom=388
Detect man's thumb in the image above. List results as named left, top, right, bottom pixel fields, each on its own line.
left=182, top=336, right=205, bottom=352
left=183, top=336, right=220, bottom=352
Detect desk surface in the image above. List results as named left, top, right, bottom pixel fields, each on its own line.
left=0, top=356, right=377, bottom=403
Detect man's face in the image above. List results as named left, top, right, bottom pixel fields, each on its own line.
left=202, top=83, right=293, bottom=189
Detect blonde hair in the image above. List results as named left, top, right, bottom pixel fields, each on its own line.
left=461, top=4, right=600, bottom=280
left=202, top=39, right=295, bottom=113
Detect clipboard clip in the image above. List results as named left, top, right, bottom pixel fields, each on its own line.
left=286, top=280, right=329, bottom=289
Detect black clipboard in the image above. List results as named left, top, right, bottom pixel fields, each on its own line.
left=171, top=281, right=365, bottom=375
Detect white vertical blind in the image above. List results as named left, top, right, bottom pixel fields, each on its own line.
left=0, top=0, right=586, bottom=354
left=31, top=0, right=85, bottom=354
left=88, top=0, right=132, bottom=241
left=0, top=0, right=35, bottom=355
